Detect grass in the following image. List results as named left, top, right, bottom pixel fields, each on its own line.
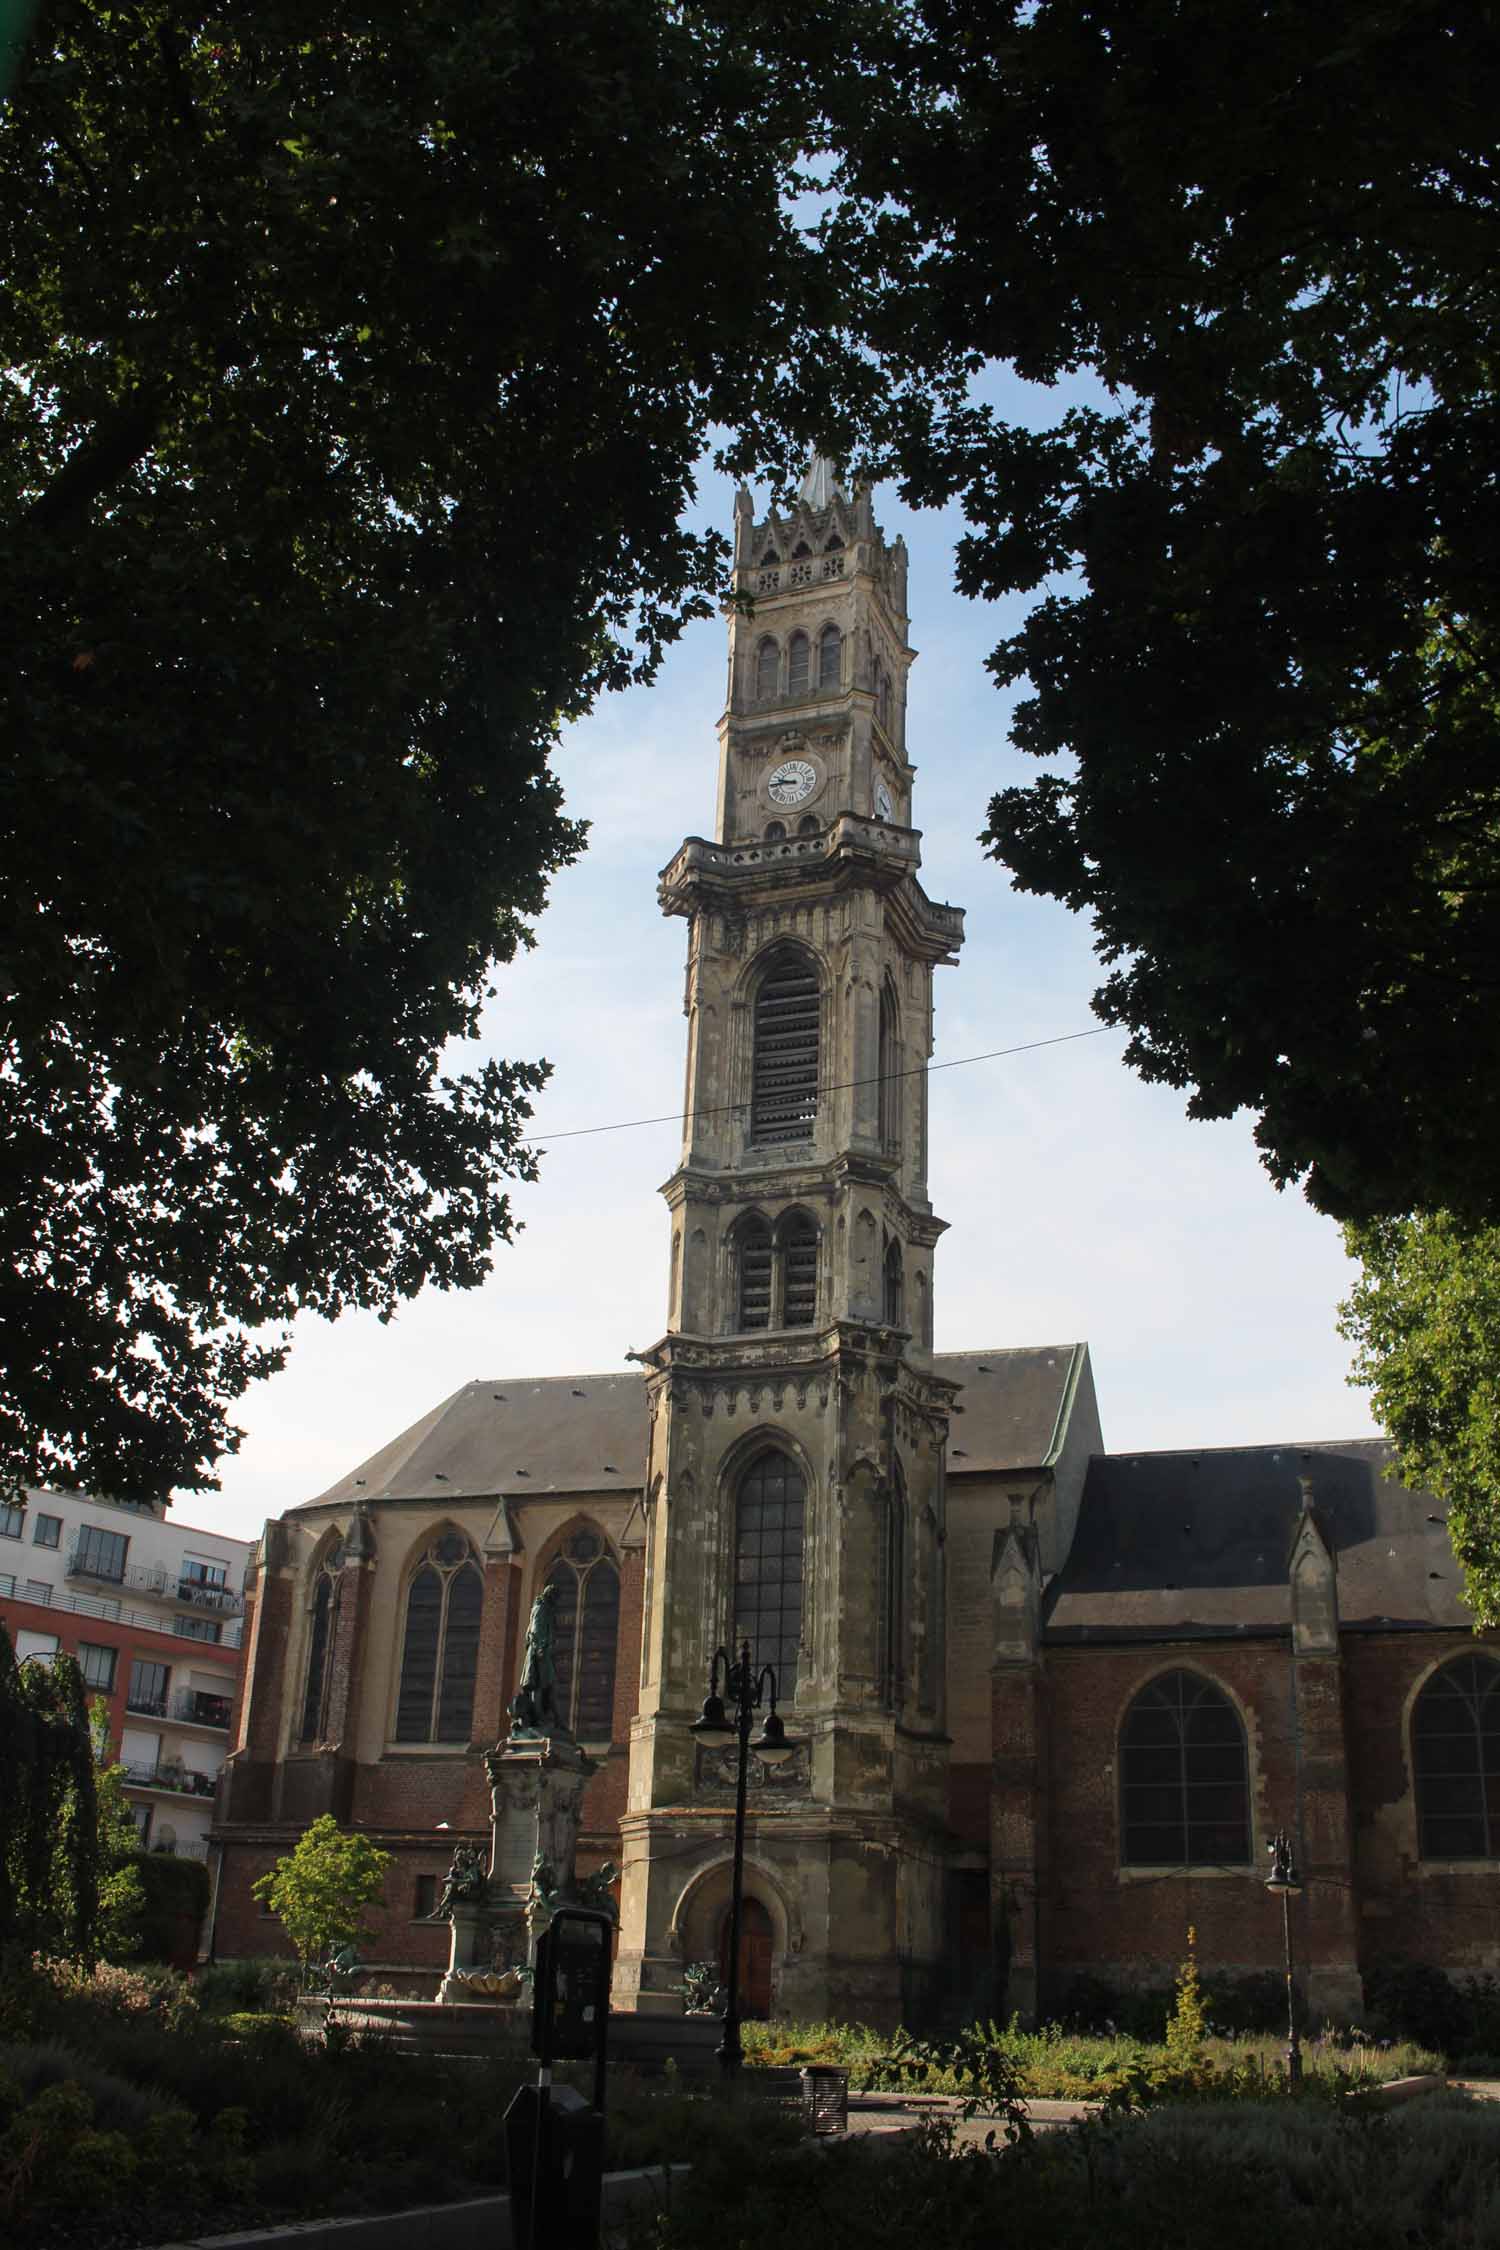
left=740, top=2016, right=1443, bottom=2099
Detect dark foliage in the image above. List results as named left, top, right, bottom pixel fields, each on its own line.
left=0, top=1628, right=99, bottom=1961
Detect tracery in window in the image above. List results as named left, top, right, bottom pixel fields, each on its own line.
left=395, top=1532, right=483, bottom=1743
left=544, top=1529, right=621, bottom=1741
left=1119, top=1671, right=1250, bottom=1867
left=787, top=631, right=811, bottom=695
left=299, top=1540, right=344, bottom=1743
left=733, top=1451, right=805, bottom=1690
left=751, top=949, right=820, bottom=1144
left=1414, top=1655, right=1500, bottom=1859
left=733, top=1208, right=818, bottom=1331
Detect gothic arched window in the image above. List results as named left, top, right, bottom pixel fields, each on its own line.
left=765, top=820, right=786, bottom=842
left=1119, top=1670, right=1251, bottom=1867
left=394, top=1532, right=484, bottom=1743
left=299, top=1540, right=344, bottom=1743
left=734, top=1450, right=805, bottom=1690
left=818, top=624, right=842, bottom=690
left=736, top=1214, right=773, bottom=1330
left=787, top=631, right=811, bottom=696
left=751, top=950, right=820, bottom=1145
left=882, top=1236, right=905, bottom=1327
left=878, top=979, right=901, bottom=1151
left=797, top=814, right=819, bottom=836
left=756, top=637, right=779, bottom=700
left=545, top=1529, right=621, bottom=1741
left=1413, top=1655, right=1500, bottom=1859
left=779, top=1209, right=819, bottom=1327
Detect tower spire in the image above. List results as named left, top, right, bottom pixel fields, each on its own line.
left=796, top=455, right=844, bottom=511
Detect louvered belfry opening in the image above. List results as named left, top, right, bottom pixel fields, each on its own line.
left=738, top=1217, right=773, bottom=1329
left=781, top=1211, right=819, bottom=1326
left=752, top=954, right=820, bottom=1144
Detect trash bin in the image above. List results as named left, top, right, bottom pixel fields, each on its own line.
left=505, top=2082, right=606, bottom=2250
left=801, top=2064, right=850, bottom=2134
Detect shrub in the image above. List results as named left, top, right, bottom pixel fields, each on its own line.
left=195, top=1956, right=300, bottom=2015
left=127, top=1852, right=211, bottom=1965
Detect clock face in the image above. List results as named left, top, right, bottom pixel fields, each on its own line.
left=875, top=781, right=894, bottom=821
left=767, top=758, right=818, bottom=807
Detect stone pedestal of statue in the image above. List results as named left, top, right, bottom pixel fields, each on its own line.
left=434, top=1733, right=601, bottom=2002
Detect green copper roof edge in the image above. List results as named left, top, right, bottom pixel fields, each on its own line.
left=1042, top=1343, right=1088, bottom=1471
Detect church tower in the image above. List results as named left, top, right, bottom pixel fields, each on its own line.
left=616, top=466, right=966, bottom=2025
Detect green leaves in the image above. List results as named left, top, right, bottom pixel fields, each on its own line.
left=1341, top=1215, right=1500, bottom=1627
left=251, top=1815, right=394, bottom=1974
left=0, top=0, right=945, bottom=1496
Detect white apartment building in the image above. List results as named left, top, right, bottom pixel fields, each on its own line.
left=0, top=1488, right=251, bottom=1857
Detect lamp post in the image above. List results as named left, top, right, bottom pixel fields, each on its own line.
left=690, top=1639, right=796, bottom=2078
left=1265, top=1829, right=1303, bottom=2087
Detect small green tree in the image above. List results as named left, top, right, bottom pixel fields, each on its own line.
left=1165, top=1926, right=1208, bottom=2071
left=251, top=1815, right=393, bottom=1983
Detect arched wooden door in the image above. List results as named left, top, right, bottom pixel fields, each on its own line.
left=719, top=1896, right=774, bottom=2020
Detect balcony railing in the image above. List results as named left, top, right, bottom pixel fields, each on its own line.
left=0, top=1575, right=243, bottom=1649
left=123, top=1761, right=221, bottom=1800
left=64, top=1546, right=244, bottom=1615
left=170, top=1687, right=232, bottom=1730
left=125, top=1692, right=170, bottom=1720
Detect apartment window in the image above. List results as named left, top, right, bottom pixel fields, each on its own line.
left=0, top=1502, right=23, bottom=1539
left=73, top=1524, right=128, bottom=1580
left=32, top=1513, right=61, bottom=1548
left=14, top=1630, right=58, bottom=1662
left=128, top=1659, right=170, bottom=1716
left=395, top=1533, right=483, bottom=1743
left=174, top=1614, right=223, bottom=1643
left=79, top=1643, right=118, bottom=1692
left=414, top=1874, right=439, bottom=1919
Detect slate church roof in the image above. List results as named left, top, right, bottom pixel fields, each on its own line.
left=1045, top=1438, right=1464, bottom=1642
left=297, top=1345, right=1091, bottom=1509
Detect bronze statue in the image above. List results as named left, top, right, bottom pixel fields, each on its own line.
left=435, top=1840, right=488, bottom=1918
left=509, top=1581, right=567, bottom=1736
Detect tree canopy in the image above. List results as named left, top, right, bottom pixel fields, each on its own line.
left=1341, top=1215, right=1500, bottom=1628
left=838, top=0, right=1500, bottom=1227
left=1, top=0, right=944, bottom=1498
left=252, top=1813, right=393, bottom=1977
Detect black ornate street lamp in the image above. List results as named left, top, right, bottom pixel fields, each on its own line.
left=1265, top=1828, right=1303, bottom=2086
left=690, top=1638, right=795, bottom=2077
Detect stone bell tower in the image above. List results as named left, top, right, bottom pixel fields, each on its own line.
left=614, top=465, right=966, bottom=2027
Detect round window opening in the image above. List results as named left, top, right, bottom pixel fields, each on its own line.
left=569, top=1530, right=602, bottom=1564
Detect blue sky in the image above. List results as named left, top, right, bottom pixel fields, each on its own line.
left=191, top=448, right=1377, bottom=1540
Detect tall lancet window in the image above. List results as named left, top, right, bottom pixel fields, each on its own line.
left=733, top=1450, right=805, bottom=1690
left=878, top=978, right=901, bottom=1151
left=779, top=1209, right=819, bottom=1327
left=755, top=637, right=779, bottom=700
left=545, top=1529, right=621, bottom=1742
left=394, top=1531, right=484, bottom=1743
left=882, top=1236, right=905, bottom=1326
left=736, top=1214, right=773, bottom=1329
left=818, top=624, right=842, bottom=690
left=751, top=950, right=820, bottom=1144
left=787, top=631, right=811, bottom=696
left=881, top=1461, right=905, bottom=1709
left=299, top=1540, right=344, bottom=1744
left=1413, top=1655, right=1500, bottom=1859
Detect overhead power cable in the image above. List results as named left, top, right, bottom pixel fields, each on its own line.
left=522, top=1025, right=1113, bottom=1146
